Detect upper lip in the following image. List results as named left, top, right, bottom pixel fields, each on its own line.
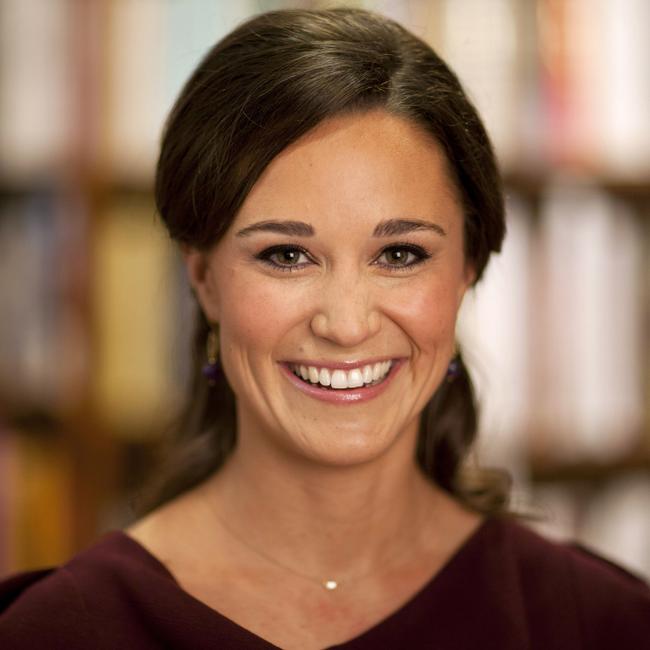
left=282, top=357, right=397, bottom=370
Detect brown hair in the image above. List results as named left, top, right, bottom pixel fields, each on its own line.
left=138, top=7, right=509, bottom=514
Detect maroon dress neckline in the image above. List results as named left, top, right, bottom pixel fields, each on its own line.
left=4, top=514, right=650, bottom=648
left=110, top=515, right=496, bottom=648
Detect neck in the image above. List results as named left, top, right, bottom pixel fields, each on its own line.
left=198, top=424, right=451, bottom=582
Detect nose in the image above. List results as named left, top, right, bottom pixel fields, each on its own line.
left=310, top=270, right=381, bottom=347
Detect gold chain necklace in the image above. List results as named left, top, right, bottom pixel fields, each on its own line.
left=204, top=494, right=422, bottom=592
left=211, top=505, right=341, bottom=590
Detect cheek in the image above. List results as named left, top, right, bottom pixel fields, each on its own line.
left=217, top=270, right=299, bottom=351
left=386, top=276, right=462, bottom=353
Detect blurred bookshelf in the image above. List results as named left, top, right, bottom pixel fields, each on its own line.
left=0, top=0, right=649, bottom=580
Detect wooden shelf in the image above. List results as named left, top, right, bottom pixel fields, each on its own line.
left=503, top=170, right=650, bottom=201
left=529, top=447, right=650, bottom=484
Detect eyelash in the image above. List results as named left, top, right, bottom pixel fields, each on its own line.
left=255, top=243, right=432, bottom=273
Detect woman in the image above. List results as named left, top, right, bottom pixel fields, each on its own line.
left=1, top=8, right=649, bottom=649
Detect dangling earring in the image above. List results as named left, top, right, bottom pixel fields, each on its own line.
left=445, top=347, right=462, bottom=382
left=202, top=325, right=220, bottom=386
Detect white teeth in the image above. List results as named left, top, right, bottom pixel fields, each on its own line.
left=347, top=368, right=364, bottom=388
left=291, top=361, right=393, bottom=390
left=318, top=367, right=331, bottom=386
left=330, top=370, right=348, bottom=389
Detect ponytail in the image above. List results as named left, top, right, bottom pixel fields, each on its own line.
left=134, top=309, right=235, bottom=514
left=417, top=352, right=511, bottom=513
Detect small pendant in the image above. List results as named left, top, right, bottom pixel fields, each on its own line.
left=323, top=580, right=338, bottom=590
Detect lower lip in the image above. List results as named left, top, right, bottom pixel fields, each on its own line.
left=279, top=360, right=404, bottom=404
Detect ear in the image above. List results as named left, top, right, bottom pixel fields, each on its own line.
left=181, top=245, right=221, bottom=323
left=456, top=262, right=477, bottom=306
left=463, top=262, right=477, bottom=288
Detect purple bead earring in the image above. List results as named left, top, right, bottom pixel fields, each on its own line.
left=201, top=326, right=221, bottom=386
left=445, top=354, right=462, bottom=382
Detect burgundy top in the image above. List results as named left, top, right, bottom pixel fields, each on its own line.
left=1, top=516, right=649, bottom=649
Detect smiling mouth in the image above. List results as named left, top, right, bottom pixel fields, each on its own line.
left=288, top=361, right=394, bottom=391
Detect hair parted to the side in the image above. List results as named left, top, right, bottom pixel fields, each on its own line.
left=136, top=7, right=509, bottom=515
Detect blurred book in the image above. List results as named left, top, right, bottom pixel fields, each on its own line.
left=532, top=181, right=645, bottom=461
left=0, top=420, right=73, bottom=576
left=439, top=0, right=525, bottom=170
left=366, top=0, right=444, bottom=46
left=103, top=0, right=167, bottom=183
left=458, top=193, right=533, bottom=480
left=164, top=0, right=259, bottom=107
left=0, top=191, right=89, bottom=415
left=0, top=425, right=19, bottom=575
left=1, top=194, right=58, bottom=410
left=538, top=0, right=650, bottom=177
left=104, top=0, right=258, bottom=183
left=91, top=196, right=183, bottom=438
left=0, top=0, right=74, bottom=181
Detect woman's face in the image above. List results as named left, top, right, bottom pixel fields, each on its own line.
left=186, top=109, right=475, bottom=467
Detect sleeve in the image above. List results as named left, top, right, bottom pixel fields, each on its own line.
left=566, top=544, right=650, bottom=648
left=0, top=567, right=97, bottom=650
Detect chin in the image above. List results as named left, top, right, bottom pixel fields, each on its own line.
left=292, top=427, right=404, bottom=469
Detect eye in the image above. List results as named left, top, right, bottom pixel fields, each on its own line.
left=255, top=245, right=312, bottom=272
left=376, top=244, right=431, bottom=271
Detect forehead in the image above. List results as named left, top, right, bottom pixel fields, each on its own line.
left=234, top=109, right=462, bottom=234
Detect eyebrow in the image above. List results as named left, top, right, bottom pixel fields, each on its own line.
left=236, top=220, right=314, bottom=237
left=374, top=218, right=447, bottom=238
left=235, top=218, right=447, bottom=238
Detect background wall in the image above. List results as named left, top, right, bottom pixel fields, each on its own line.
left=1, top=0, right=649, bottom=579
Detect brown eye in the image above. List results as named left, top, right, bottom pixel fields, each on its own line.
left=385, top=248, right=411, bottom=264
left=377, top=244, right=430, bottom=270
left=256, top=245, right=312, bottom=272
left=276, top=249, right=301, bottom=264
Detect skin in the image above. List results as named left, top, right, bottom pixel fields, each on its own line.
left=128, top=109, right=481, bottom=649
